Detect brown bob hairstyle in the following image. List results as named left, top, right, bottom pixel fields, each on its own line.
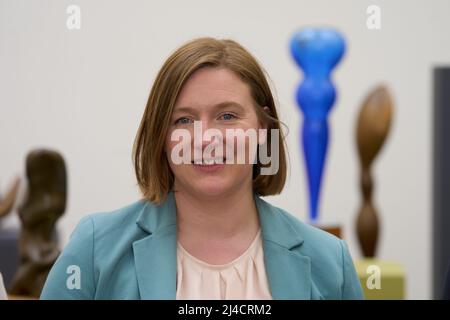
left=133, top=37, right=288, bottom=204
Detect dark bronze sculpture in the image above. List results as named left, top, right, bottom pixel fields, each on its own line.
left=355, top=86, right=393, bottom=258
left=9, top=149, right=67, bottom=297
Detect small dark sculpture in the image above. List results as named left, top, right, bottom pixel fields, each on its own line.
left=355, top=86, right=393, bottom=258
left=9, top=149, right=67, bottom=297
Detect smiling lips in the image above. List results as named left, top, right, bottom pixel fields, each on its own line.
left=191, top=157, right=226, bottom=173
left=191, top=157, right=226, bottom=166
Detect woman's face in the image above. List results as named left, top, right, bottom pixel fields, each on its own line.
left=165, top=67, right=266, bottom=198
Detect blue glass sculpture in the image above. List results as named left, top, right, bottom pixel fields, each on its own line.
left=290, top=28, right=346, bottom=223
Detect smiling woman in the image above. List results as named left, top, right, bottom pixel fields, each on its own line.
left=133, top=38, right=288, bottom=205
left=40, top=37, right=363, bottom=300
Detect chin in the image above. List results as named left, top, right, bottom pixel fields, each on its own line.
left=195, top=182, right=231, bottom=197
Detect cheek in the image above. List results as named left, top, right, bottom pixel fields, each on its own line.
left=225, top=129, right=259, bottom=162
left=165, top=130, right=193, bottom=165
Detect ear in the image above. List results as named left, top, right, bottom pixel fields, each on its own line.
left=258, top=106, right=271, bottom=145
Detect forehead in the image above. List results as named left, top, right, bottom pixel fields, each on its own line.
left=174, top=67, right=254, bottom=110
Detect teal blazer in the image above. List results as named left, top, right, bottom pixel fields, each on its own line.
left=41, top=192, right=364, bottom=300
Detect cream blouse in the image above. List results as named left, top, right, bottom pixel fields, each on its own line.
left=176, top=229, right=272, bottom=300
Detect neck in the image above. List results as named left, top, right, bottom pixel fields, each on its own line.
left=174, top=184, right=260, bottom=242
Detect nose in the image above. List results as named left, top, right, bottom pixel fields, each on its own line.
left=192, top=119, right=224, bottom=157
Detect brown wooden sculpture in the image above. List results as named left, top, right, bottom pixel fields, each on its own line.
left=355, top=86, right=393, bottom=258
left=0, top=177, right=21, bottom=221
left=9, top=149, right=67, bottom=297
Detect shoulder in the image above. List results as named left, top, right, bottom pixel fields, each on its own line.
left=41, top=200, right=150, bottom=299
left=261, top=198, right=343, bottom=254
left=259, top=199, right=363, bottom=299
left=69, top=200, right=153, bottom=263
left=266, top=201, right=348, bottom=267
left=83, top=199, right=148, bottom=234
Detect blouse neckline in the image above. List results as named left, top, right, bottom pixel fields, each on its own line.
left=177, top=229, right=262, bottom=270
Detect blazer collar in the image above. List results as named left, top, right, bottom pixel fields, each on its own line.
left=133, top=191, right=313, bottom=299
left=133, top=192, right=177, bottom=299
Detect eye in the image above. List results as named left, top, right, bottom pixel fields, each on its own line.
left=174, top=117, right=193, bottom=125
left=218, top=113, right=236, bottom=121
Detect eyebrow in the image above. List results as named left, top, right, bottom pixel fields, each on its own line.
left=173, top=101, right=245, bottom=114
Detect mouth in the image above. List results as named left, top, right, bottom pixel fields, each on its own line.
left=192, top=157, right=226, bottom=166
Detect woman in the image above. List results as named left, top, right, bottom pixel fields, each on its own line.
left=41, top=38, right=363, bottom=300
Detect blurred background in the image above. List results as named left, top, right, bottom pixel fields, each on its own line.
left=1, top=0, right=450, bottom=299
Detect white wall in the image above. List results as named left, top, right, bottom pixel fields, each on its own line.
left=1, top=0, right=449, bottom=299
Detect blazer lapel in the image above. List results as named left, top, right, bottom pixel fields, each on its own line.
left=254, top=195, right=313, bottom=299
left=133, top=192, right=178, bottom=299
left=263, top=242, right=312, bottom=299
